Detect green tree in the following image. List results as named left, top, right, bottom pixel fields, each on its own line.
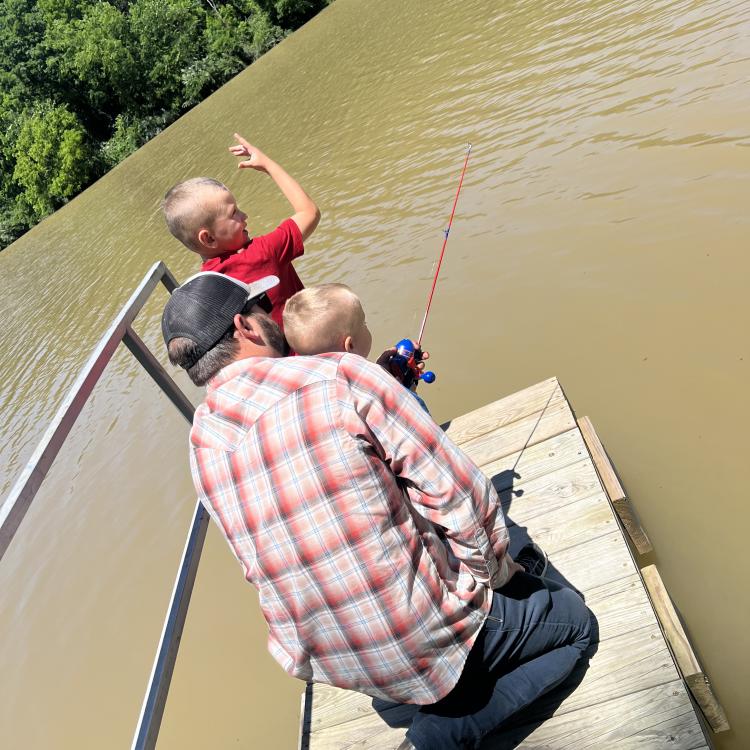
left=0, top=85, right=28, bottom=247
left=36, top=0, right=94, bottom=23
left=182, top=1, right=283, bottom=107
left=254, top=0, right=329, bottom=29
left=45, top=2, right=138, bottom=119
left=100, top=112, right=169, bottom=168
left=129, top=0, right=204, bottom=112
left=0, top=0, right=50, bottom=97
left=12, top=101, right=92, bottom=218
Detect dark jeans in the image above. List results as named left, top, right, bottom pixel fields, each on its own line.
left=407, top=573, right=592, bottom=749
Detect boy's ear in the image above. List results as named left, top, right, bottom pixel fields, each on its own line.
left=197, top=227, right=215, bottom=249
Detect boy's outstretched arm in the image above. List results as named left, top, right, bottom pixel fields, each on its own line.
left=230, top=133, right=321, bottom=240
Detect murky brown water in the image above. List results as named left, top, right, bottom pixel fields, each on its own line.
left=1, top=0, right=748, bottom=747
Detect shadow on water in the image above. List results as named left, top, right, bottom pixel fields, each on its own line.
left=372, top=467, right=600, bottom=749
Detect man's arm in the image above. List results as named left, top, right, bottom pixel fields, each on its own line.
left=338, top=355, right=519, bottom=588
left=229, top=134, right=321, bottom=240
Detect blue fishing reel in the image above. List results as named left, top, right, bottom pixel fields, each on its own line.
left=389, top=338, right=436, bottom=390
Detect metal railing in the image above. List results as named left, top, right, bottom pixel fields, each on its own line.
left=0, top=261, right=207, bottom=749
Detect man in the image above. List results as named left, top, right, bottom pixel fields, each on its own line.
left=162, top=272, right=592, bottom=749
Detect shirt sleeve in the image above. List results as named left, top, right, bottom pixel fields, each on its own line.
left=254, top=218, right=304, bottom=265
left=336, top=355, right=511, bottom=587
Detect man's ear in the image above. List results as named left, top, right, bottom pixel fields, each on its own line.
left=233, top=313, right=264, bottom=344
left=343, top=335, right=355, bottom=353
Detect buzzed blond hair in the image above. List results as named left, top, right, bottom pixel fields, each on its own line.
left=162, top=177, right=228, bottom=252
left=283, top=284, right=363, bottom=355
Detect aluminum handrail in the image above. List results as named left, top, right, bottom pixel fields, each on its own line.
left=0, top=261, right=206, bottom=750
left=132, top=498, right=209, bottom=749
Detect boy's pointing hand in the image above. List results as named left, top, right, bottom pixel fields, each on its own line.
left=230, top=133, right=271, bottom=172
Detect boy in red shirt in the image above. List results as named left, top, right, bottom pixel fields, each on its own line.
left=162, top=134, right=320, bottom=328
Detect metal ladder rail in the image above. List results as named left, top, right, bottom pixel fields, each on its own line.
left=0, top=261, right=204, bottom=750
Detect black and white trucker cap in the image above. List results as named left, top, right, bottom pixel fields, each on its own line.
left=161, top=271, right=279, bottom=366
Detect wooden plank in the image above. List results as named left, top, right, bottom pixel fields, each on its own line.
left=641, top=566, right=701, bottom=675
left=508, top=490, right=616, bottom=556
left=490, top=680, right=708, bottom=750
left=610, top=496, right=652, bottom=554
left=577, top=417, right=626, bottom=501
left=580, top=573, right=657, bottom=644
left=685, top=675, right=729, bottom=735
left=310, top=696, right=406, bottom=750
left=642, top=566, right=729, bottom=733
left=578, top=416, right=652, bottom=554
left=444, top=378, right=561, bottom=446
left=499, top=458, right=602, bottom=519
left=484, top=428, right=589, bottom=492
left=543, top=529, right=636, bottom=593
left=458, top=391, right=575, bottom=469
left=309, top=685, right=371, bottom=733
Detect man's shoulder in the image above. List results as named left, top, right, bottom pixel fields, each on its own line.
left=191, top=355, right=346, bottom=451
left=335, top=352, right=398, bottom=389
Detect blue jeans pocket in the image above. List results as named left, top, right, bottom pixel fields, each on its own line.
left=483, top=613, right=504, bottom=630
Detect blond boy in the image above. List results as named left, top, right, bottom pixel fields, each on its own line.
left=162, top=134, right=320, bottom=328
left=283, top=284, right=373, bottom=358
left=284, top=284, right=431, bottom=412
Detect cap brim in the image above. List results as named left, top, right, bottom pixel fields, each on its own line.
left=180, top=271, right=280, bottom=302
left=245, top=275, right=280, bottom=298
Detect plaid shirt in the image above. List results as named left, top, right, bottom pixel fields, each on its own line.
left=190, top=353, right=511, bottom=704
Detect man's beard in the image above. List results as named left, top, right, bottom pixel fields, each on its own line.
left=253, top=312, right=287, bottom=355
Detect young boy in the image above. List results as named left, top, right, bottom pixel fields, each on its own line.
left=162, top=134, right=320, bottom=328
left=283, top=284, right=372, bottom=358
left=283, top=284, right=431, bottom=412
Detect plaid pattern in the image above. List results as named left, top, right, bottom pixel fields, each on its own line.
left=190, top=353, right=511, bottom=703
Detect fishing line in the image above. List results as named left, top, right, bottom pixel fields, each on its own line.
left=389, top=145, right=472, bottom=389
left=416, top=143, right=472, bottom=347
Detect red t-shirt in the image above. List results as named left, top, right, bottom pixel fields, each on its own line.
left=201, top=218, right=304, bottom=327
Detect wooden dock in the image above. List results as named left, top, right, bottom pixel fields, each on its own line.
left=299, top=377, right=723, bottom=749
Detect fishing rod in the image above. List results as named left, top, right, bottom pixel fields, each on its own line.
left=389, top=144, right=473, bottom=390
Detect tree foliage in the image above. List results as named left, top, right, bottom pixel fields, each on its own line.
left=0, top=0, right=332, bottom=249
left=13, top=101, right=92, bottom=216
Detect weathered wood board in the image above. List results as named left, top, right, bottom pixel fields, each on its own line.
left=300, top=378, right=713, bottom=750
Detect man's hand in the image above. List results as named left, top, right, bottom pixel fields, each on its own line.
left=507, top=558, right=525, bottom=579
left=490, top=555, right=525, bottom=589
left=229, top=133, right=273, bottom=173
left=375, top=342, right=429, bottom=387
left=375, top=347, right=397, bottom=371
